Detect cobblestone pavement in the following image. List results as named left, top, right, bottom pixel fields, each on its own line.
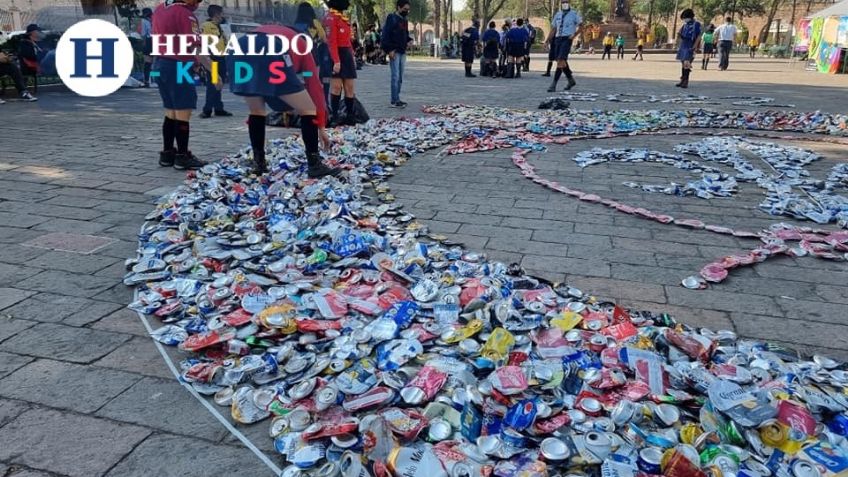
left=0, top=54, right=845, bottom=477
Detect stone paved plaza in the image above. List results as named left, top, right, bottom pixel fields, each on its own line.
left=0, top=54, right=846, bottom=476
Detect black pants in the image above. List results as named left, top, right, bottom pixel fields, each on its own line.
left=719, top=40, right=732, bottom=70
left=0, top=62, right=27, bottom=93
left=617, top=45, right=624, bottom=58
left=602, top=45, right=612, bottom=59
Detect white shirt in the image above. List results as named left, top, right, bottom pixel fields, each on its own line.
left=715, top=23, right=737, bottom=42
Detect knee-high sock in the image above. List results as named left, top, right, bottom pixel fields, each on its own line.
left=143, top=63, right=152, bottom=83
left=162, top=117, right=176, bottom=151
left=247, top=115, right=266, bottom=163
left=300, top=115, right=320, bottom=158
left=553, top=67, right=563, bottom=83
left=330, top=94, right=341, bottom=116
left=175, top=120, right=190, bottom=154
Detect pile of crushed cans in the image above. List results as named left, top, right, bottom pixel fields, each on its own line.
left=129, top=105, right=848, bottom=477
left=544, top=94, right=795, bottom=108
left=571, top=137, right=848, bottom=226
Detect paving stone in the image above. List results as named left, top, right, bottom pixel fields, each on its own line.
left=3, top=293, right=120, bottom=326
left=435, top=211, right=502, bottom=226
left=0, top=245, right=47, bottom=264
left=0, top=323, right=130, bottom=363
left=487, top=238, right=567, bottom=257
left=731, top=313, right=848, bottom=357
left=0, top=408, right=150, bottom=477
left=104, top=433, right=276, bottom=477
left=574, top=222, right=653, bottom=239
left=626, top=301, right=736, bottom=332
left=814, top=284, right=848, bottom=305
left=41, top=195, right=105, bottom=208
left=567, top=245, right=658, bottom=266
left=0, top=352, right=34, bottom=380
left=0, top=263, right=42, bottom=287
left=0, top=212, right=50, bottom=229
left=611, top=263, right=690, bottom=286
left=92, top=239, right=138, bottom=259
left=4, top=467, right=56, bottom=477
left=718, top=277, right=817, bottom=301
left=89, top=308, right=149, bottom=337
left=16, top=270, right=116, bottom=298
left=424, top=220, right=461, bottom=234
left=459, top=224, right=531, bottom=240
left=92, top=283, right=136, bottom=304
left=755, top=262, right=848, bottom=284
left=565, top=275, right=667, bottom=304
left=501, top=217, right=575, bottom=232
left=521, top=255, right=611, bottom=278
left=95, top=337, right=173, bottom=380
left=21, top=232, right=116, bottom=254
left=27, top=251, right=119, bottom=275
left=0, top=288, right=37, bottom=312
left=96, top=377, right=230, bottom=441
left=0, top=359, right=141, bottom=413
left=665, top=287, right=783, bottom=316
left=531, top=230, right=611, bottom=247
left=0, top=316, right=37, bottom=343
left=613, top=237, right=695, bottom=255
left=776, top=298, right=848, bottom=326
left=0, top=398, right=29, bottom=428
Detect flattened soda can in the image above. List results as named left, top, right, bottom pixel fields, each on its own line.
left=638, top=447, right=664, bottom=474
left=791, top=460, right=822, bottom=477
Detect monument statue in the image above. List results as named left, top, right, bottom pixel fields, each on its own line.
left=614, top=0, right=629, bottom=18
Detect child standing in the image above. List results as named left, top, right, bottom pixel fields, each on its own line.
left=602, top=32, right=613, bottom=59
left=615, top=34, right=625, bottom=59
left=675, top=8, right=701, bottom=88
left=701, top=25, right=714, bottom=69
left=632, top=36, right=644, bottom=60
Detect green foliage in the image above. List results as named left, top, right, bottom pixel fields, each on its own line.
left=408, top=0, right=431, bottom=25
left=635, top=0, right=677, bottom=23
left=694, top=0, right=723, bottom=23
left=653, top=23, right=668, bottom=41
left=580, top=0, right=605, bottom=24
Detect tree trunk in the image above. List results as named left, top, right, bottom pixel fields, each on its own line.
left=758, top=0, right=781, bottom=44
left=442, top=0, right=449, bottom=38
left=787, top=0, right=797, bottom=46
left=647, top=0, right=654, bottom=29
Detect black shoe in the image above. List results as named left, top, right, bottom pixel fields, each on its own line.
left=254, top=159, right=268, bottom=175
left=307, top=162, right=341, bottom=178
left=214, top=110, right=233, bottom=117
left=159, top=150, right=176, bottom=167
left=541, top=72, right=551, bottom=77
left=174, top=151, right=207, bottom=170
left=343, top=115, right=357, bottom=126
left=564, top=78, right=576, bottom=90
left=547, top=83, right=557, bottom=93
left=394, top=101, right=408, bottom=108
left=200, top=111, right=212, bottom=118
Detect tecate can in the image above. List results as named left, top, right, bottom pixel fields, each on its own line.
left=790, top=460, right=822, bottom=477
left=638, top=447, right=664, bottom=474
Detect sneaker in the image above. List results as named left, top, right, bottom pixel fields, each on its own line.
left=394, top=101, right=407, bottom=108
left=21, top=91, right=38, bottom=102
left=199, top=111, right=212, bottom=118
left=547, top=83, right=557, bottom=93
left=214, top=110, right=234, bottom=117
left=564, top=78, right=577, bottom=90
left=308, top=162, right=341, bottom=178
left=173, top=151, right=207, bottom=170
left=159, top=150, right=176, bottom=167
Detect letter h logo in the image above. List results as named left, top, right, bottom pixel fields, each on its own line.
left=69, top=38, right=119, bottom=78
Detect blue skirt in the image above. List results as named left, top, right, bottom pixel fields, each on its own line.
left=676, top=45, right=696, bottom=61
left=228, top=34, right=303, bottom=97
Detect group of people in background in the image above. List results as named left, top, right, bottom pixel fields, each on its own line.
left=460, top=17, right=537, bottom=79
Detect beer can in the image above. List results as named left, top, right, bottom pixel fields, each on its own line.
left=638, top=447, right=664, bottom=474
left=790, top=460, right=822, bottom=477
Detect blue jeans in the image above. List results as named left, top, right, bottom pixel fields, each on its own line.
left=389, top=52, right=405, bottom=104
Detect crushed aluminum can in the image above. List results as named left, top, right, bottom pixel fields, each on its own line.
left=387, top=446, right=448, bottom=477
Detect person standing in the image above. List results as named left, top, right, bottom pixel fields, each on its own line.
left=506, top=18, right=529, bottom=78
left=294, top=2, right=330, bottom=107
left=700, top=25, right=715, bottom=69
left=325, top=0, right=359, bottom=125
left=615, top=33, right=625, bottom=59
left=601, top=32, right=613, bottom=59
left=748, top=35, right=759, bottom=57
left=499, top=22, right=510, bottom=76
left=545, top=0, right=582, bottom=92
left=460, top=20, right=480, bottom=78
left=541, top=24, right=556, bottom=76
left=674, top=8, right=701, bottom=88
left=523, top=18, right=535, bottom=71
left=382, top=0, right=412, bottom=106
left=481, top=21, right=501, bottom=77
left=140, top=8, right=154, bottom=87
left=715, top=17, right=737, bottom=70
left=632, top=36, right=644, bottom=60
left=200, top=5, right=233, bottom=118
left=228, top=24, right=338, bottom=177
left=152, top=0, right=214, bottom=170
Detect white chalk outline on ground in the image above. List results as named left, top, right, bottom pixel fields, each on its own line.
left=132, top=289, right=284, bottom=477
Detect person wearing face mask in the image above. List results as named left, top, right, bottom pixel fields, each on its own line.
left=674, top=8, right=701, bottom=88
left=460, top=20, right=481, bottom=78
left=382, top=0, right=412, bottom=106
left=152, top=0, right=218, bottom=171
left=544, top=0, right=582, bottom=92
left=200, top=4, right=233, bottom=118
left=325, top=0, right=359, bottom=125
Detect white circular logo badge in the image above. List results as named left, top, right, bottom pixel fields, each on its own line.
left=56, top=19, right=134, bottom=97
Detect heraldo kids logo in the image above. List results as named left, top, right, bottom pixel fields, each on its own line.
left=56, top=19, right=313, bottom=98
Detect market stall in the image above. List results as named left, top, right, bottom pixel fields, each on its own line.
left=797, top=0, right=848, bottom=73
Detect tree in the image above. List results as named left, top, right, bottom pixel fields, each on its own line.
left=408, top=0, right=431, bottom=42
left=694, top=0, right=723, bottom=24
left=352, top=0, right=379, bottom=32
left=113, top=0, right=140, bottom=31
left=581, top=0, right=606, bottom=23
left=758, top=0, right=783, bottom=43
left=480, top=0, right=511, bottom=28
left=434, top=0, right=441, bottom=50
